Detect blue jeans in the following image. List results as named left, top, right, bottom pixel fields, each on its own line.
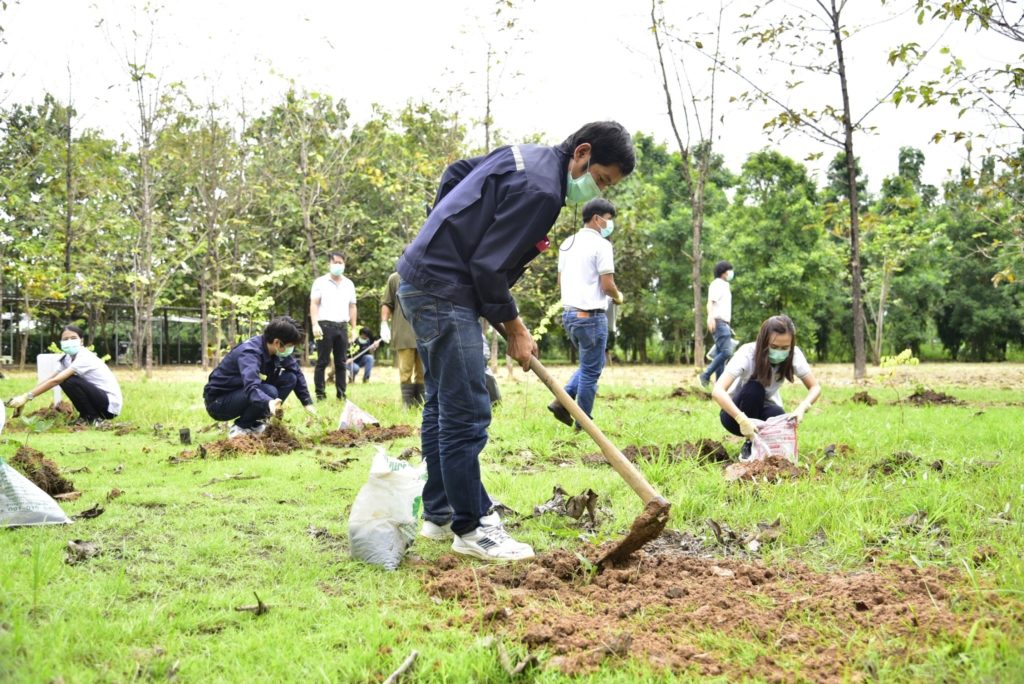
left=562, top=310, right=608, bottom=420
left=349, top=355, right=374, bottom=381
left=397, top=282, right=493, bottom=536
left=702, top=320, right=734, bottom=383
left=720, top=379, right=785, bottom=436
left=205, top=375, right=296, bottom=429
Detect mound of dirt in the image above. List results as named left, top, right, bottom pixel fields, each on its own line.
left=321, top=424, right=417, bottom=448
left=11, top=445, right=75, bottom=495
left=582, top=439, right=729, bottom=466
left=425, top=548, right=987, bottom=679
left=900, top=388, right=965, bottom=406
left=174, top=422, right=306, bottom=461
left=870, top=451, right=920, bottom=476
left=850, top=391, right=878, bottom=406
left=723, top=456, right=806, bottom=483
left=669, top=386, right=706, bottom=400
left=25, top=402, right=76, bottom=421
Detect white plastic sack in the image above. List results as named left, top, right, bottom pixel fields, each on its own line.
left=37, top=353, right=64, bottom=407
left=751, top=414, right=799, bottom=463
left=338, top=400, right=380, bottom=430
left=348, top=447, right=426, bottom=570
left=0, top=460, right=72, bottom=527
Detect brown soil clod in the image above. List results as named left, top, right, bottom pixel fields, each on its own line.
left=583, top=439, right=729, bottom=466
left=25, top=402, right=75, bottom=421
left=870, top=451, right=921, bottom=476
left=175, top=421, right=306, bottom=460
left=724, top=456, right=806, bottom=483
left=11, top=445, right=75, bottom=495
left=321, top=424, right=417, bottom=448
left=899, top=388, right=965, bottom=406
left=669, top=386, right=705, bottom=400
left=851, top=391, right=878, bottom=406
left=596, top=498, right=672, bottom=569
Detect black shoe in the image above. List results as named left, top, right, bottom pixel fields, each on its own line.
left=547, top=400, right=573, bottom=427
left=337, top=392, right=346, bottom=401
left=316, top=394, right=327, bottom=402
left=739, top=441, right=753, bottom=462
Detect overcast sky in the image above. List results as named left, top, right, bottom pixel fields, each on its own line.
left=2, top=1, right=1018, bottom=192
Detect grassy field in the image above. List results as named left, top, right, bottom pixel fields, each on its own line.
left=1, top=362, right=1023, bottom=682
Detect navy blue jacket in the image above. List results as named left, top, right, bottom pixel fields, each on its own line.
left=396, top=143, right=570, bottom=323
left=203, top=335, right=313, bottom=406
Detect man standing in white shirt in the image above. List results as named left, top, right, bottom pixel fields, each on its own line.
left=699, top=259, right=735, bottom=389
left=310, top=252, right=357, bottom=401
left=548, top=198, right=623, bottom=428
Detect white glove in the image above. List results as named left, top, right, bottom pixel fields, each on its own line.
left=6, top=393, right=31, bottom=409
left=269, top=398, right=283, bottom=416
left=735, top=412, right=760, bottom=440
left=380, top=321, right=392, bottom=343
left=312, top=323, right=324, bottom=340
left=612, top=291, right=624, bottom=305
left=304, top=404, right=317, bottom=416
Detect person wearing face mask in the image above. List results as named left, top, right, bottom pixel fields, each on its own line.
left=548, top=198, right=623, bottom=428
left=310, top=251, right=357, bottom=402
left=711, top=315, right=822, bottom=461
left=395, top=121, right=635, bottom=562
left=699, top=260, right=737, bottom=390
left=347, top=327, right=380, bottom=383
left=203, top=316, right=317, bottom=438
left=5, top=324, right=123, bottom=426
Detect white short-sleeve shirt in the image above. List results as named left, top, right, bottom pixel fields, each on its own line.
left=723, top=342, right=811, bottom=408
left=708, top=277, right=732, bottom=323
left=59, top=348, right=123, bottom=415
left=310, top=275, right=357, bottom=323
left=558, top=229, right=614, bottom=311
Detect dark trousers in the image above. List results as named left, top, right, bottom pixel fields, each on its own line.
left=398, top=282, right=492, bottom=536
left=60, top=374, right=113, bottom=421
left=720, top=379, right=785, bottom=436
left=205, top=374, right=297, bottom=429
left=314, top=322, right=348, bottom=398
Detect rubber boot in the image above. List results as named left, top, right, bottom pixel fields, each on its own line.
left=400, top=383, right=416, bottom=409
left=413, top=383, right=425, bottom=406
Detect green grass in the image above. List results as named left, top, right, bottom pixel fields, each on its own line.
left=1, top=364, right=1023, bottom=682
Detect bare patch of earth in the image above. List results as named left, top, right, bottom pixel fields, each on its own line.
left=581, top=439, right=729, bottom=466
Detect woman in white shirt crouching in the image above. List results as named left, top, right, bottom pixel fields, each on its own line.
left=710, top=315, right=821, bottom=460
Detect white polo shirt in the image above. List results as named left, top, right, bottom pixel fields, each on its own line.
left=708, top=277, right=731, bottom=323
left=310, top=275, right=357, bottom=323
left=558, top=229, right=614, bottom=311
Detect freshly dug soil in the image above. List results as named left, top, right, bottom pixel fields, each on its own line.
left=321, top=424, right=417, bottom=448
left=850, top=391, right=878, bottom=406
left=669, top=386, right=706, bottom=400
left=582, top=439, right=729, bottom=466
left=175, top=422, right=306, bottom=460
left=870, top=451, right=921, bottom=475
left=723, top=456, right=806, bottom=483
left=425, top=546, right=991, bottom=679
left=900, top=389, right=964, bottom=406
left=25, top=402, right=75, bottom=421
left=11, top=445, right=75, bottom=495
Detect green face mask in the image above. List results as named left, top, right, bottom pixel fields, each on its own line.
left=277, top=345, right=295, bottom=358
left=566, top=160, right=602, bottom=205
left=768, top=348, right=790, bottom=364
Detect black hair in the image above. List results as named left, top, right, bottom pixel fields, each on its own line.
left=327, top=252, right=345, bottom=262
left=563, top=121, right=636, bottom=176
left=714, top=260, right=734, bottom=278
left=359, top=326, right=372, bottom=337
left=582, top=198, right=617, bottom=224
left=753, top=315, right=797, bottom=386
left=263, top=316, right=305, bottom=345
left=61, top=324, right=85, bottom=338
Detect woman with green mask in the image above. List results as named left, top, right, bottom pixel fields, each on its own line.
left=710, top=314, right=822, bottom=461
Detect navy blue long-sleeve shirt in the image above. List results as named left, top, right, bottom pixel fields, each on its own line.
left=396, top=143, right=570, bottom=323
left=203, top=335, right=313, bottom=406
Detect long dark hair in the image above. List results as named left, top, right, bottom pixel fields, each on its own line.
left=61, top=324, right=85, bottom=339
left=753, top=315, right=797, bottom=387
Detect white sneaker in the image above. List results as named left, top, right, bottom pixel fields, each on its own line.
left=251, top=422, right=268, bottom=436
left=228, top=424, right=249, bottom=439
left=452, top=524, right=535, bottom=561
left=420, top=512, right=501, bottom=541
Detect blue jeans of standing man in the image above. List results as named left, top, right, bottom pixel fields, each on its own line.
left=562, top=310, right=608, bottom=420
left=397, top=282, right=493, bottom=536
left=204, top=374, right=297, bottom=429
left=701, top=319, right=734, bottom=384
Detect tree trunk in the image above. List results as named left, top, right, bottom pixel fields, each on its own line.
left=64, top=102, right=74, bottom=275
left=17, top=294, right=29, bottom=371
left=200, top=275, right=210, bottom=371
left=691, top=174, right=707, bottom=367
left=830, top=0, right=867, bottom=380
